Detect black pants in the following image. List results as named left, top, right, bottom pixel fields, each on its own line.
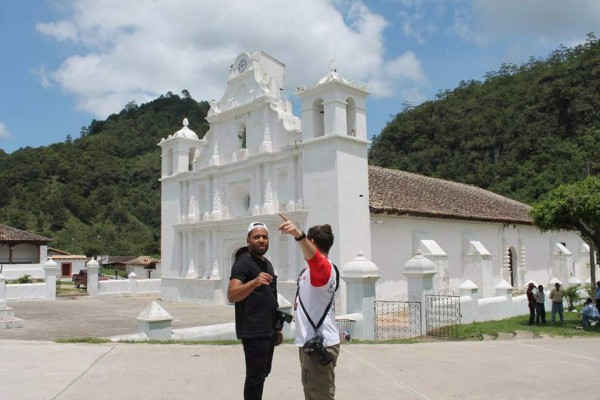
left=242, top=336, right=276, bottom=400
left=528, top=303, right=535, bottom=325
left=535, top=303, right=546, bottom=323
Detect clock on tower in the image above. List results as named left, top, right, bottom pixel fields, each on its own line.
left=237, top=57, right=248, bottom=73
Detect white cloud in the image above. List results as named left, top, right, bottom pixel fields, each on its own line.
left=36, top=19, right=78, bottom=42
left=0, top=122, right=11, bottom=139
left=35, top=0, right=426, bottom=118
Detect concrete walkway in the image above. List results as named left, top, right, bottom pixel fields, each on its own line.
left=1, top=297, right=599, bottom=400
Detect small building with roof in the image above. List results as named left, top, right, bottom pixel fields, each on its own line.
left=47, top=247, right=87, bottom=278
left=122, top=256, right=161, bottom=279
left=0, top=224, right=52, bottom=280
left=158, top=51, right=587, bottom=308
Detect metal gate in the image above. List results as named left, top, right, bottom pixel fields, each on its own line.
left=425, top=288, right=461, bottom=339
left=374, top=293, right=421, bottom=340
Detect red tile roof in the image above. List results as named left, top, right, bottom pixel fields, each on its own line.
left=368, top=166, right=532, bottom=224
left=0, top=224, right=52, bottom=243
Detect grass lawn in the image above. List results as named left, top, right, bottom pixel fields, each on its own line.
left=55, top=280, right=87, bottom=296
left=454, top=310, right=600, bottom=340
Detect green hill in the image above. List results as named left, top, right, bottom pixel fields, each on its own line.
left=369, top=33, right=600, bottom=204
left=0, top=91, right=209, bottom=256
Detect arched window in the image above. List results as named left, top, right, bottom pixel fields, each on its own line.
left=238, top=125, right=247, bottom=149
left=346, top=97, right=356, bottom=136
left=188, top=148, right=196, bottom=171
left=313, top=99, right=324, bottom=138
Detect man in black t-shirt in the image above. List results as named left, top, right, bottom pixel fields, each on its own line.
left=227, top=222, right=282, bottom=400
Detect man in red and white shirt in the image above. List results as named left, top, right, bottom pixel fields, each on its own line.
left=279, top=213, right=340, bottom=400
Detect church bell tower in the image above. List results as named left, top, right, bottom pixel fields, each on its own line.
left=296, top=63, right=371, bottom=269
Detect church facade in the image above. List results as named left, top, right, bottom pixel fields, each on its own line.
left=159, top=51, right=590, bottom=309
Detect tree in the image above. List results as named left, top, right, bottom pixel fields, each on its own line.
left=530, top=177, right=600, bottom=285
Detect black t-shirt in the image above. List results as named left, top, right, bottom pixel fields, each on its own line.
left=230, top=252, right=278, bottom=339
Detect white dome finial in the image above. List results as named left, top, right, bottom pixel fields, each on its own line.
left=183, top=118, right=189, bottom=127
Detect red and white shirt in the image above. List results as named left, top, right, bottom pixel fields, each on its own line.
left=295, top=250, right=340, bottom=347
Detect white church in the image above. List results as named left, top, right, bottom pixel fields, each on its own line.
left=158, top=51, right=591, bottom=312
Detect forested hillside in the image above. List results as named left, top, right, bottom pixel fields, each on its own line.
left=369, top=34, right=600, bottom=204
left=0, top=91, right=209, bottom=256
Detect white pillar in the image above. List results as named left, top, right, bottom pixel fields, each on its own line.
left=341, top=251, right=380, bottom=340
left=458, top=279, right=479, bottom=324
left=43, top=258, right=59, bottom=300
left=403, top=251, right=436, bottom=336
left=86, top=259, right=100, bottom=298
left=129, top=272, right=139, bottom=295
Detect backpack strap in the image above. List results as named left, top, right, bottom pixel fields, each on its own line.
left=295, top=262, right=339, bottom=333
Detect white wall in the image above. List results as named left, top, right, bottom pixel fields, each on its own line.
left=1, top=264, right=45, bottom=280
left=371, top=214, right=586, bottom=300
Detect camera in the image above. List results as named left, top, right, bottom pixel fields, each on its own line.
left=275, top=311, right=293, bottom=331
left=302, top=334, right=332, bottom=365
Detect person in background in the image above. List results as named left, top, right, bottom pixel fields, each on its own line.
left=595, top=281, right=600, bottom=313
left=227, top=222, right=282, bottom=400
left=581, top=297, right=600, bottom=328
left=534, top=284, right=546, bottom=324
left=278, top=213, right=340, bottom=400
left=526, top=283, right=536, bottom=326
left=549, top=282, right=565, bottom=323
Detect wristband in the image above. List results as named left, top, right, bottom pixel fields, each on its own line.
left=295, top=231, right=306, bottom=241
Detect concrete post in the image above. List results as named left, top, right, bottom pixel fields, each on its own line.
left=43, top=258, right=59, bottom=300
left=86, top=259, right=100, bottom=298
left=495, top=279, right=513, bottom=299
left=129, top=272, right=139, bottom=295
left=403, top=250, right=436, bottom=336
left=459, top=279, right=479, bottom=324
left=136, top=301, right=173, bottom=340
left=341, top=251, right=380, bottom=340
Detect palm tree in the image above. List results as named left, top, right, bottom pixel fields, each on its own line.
left=563, top=285, right=581, bottom=311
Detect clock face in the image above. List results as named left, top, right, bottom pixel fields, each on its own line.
left=237, top=58, right=248, bottom=73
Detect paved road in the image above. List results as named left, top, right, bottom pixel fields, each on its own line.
left=1, top=297, right=599, bottom=400
left=0, top=296, right=233, bottom=341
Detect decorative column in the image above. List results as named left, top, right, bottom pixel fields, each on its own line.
left=341, top=251, right=380, bottom=340
left=183, top=182, right=189, bottom=221
left=403, top=250, right=436, bottom=336
left=43, top=258, right=58, bottom=300
left=86, top=258, right=100, bottom=298
left=517, top=230, right=527, bottom=288
left=259, top=123, right=272, bottom=153
left=182, top=231, right=189, bottom=277
left=262, top=163, right=274, bottom=214
left=209, top=142, right=220, bottom=166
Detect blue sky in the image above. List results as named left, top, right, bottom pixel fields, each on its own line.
left=1, top=0, right=599, bottom=154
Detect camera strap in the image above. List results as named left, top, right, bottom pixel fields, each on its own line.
left=296, top=263, right=339, bottom=334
